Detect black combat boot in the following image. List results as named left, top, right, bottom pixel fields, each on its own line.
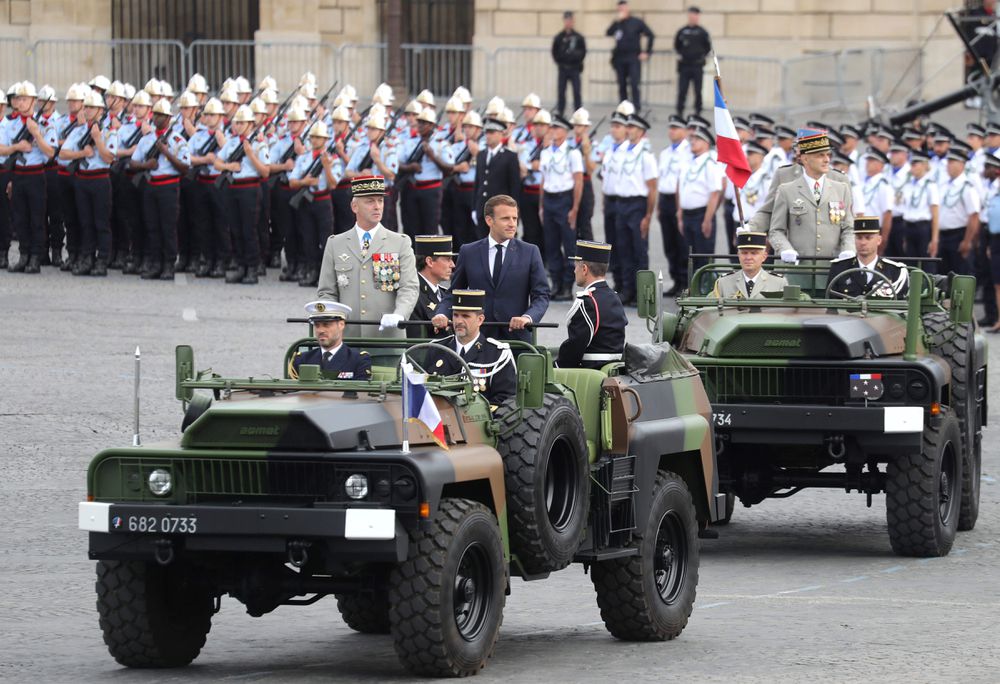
left=256, top=262, right=267, bottom=276
left=268, top=252, right=282, bottom=269
left=208, top=262, right=225, bottom=278
left=61, top=253, right=76, bottom=271
left=50, top=247, right=63, bottom=268
left=24, top=255, right=42, bottom=273
left=73, top=254, right=93, bottom=275
left=0, top=250, right=8, bottom=269
left=279, top=261, right=297, bottom=282
left=140, top=261, right=162, bottom=280
left=174, top=256, right=188, bottom=273
left=225, top=266, right=246, bottom=284
left=90, top=259, right=108, bottom=276
left=298, top=269, right=318, bottom=287
left=160, top=264, right=175, bottom=280
left=241, top=268, right=259, bottom=285
left=8, top=254, right=27, bottom=272
left=194, top=260, right=211, bottom=277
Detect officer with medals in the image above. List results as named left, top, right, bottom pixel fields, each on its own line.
left=317, top=174, right=418, bottom=338
left=428, top=289, right=517, bottom=405
left=288, top=300, right=373, bottom=380
left=412, top=234, right=457, bottom=337
left=827, top=217, right=909, bottom=299
left=711, top=231, right=788, bottom=298
left=557, top=240, right=627, bottom=370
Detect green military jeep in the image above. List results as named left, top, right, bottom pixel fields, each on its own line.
left=79, top=327, right=724, bottom=677
left=636, top=260, right=985, bottom=558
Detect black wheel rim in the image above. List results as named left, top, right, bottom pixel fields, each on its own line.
left=653, top=510, right=687, bottom=604
left=453, top=542, right=493, bottom=642
left=938, top=440, right=960, bottom=525
left=543, top=436, right=579, bottom=532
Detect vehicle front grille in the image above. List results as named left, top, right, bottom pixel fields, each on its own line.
left=700, top=365, right=852, bottom=404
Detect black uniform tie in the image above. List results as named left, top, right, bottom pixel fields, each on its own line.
left=746, top=279, right=754, bottom=296
left=459, top=346, right=467, bottom=358
left=323, top=351, right=333, bottom=365
left=492, top=244, right=503, bottom=285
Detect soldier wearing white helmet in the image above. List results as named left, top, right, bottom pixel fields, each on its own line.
left=0, top=85, right=11, bottom=268
left=257, top=75, right=277, bottom=95
left=436, top=96, right=467, bottom=242
left=187, top=74, right=210, bottom=104
left=234, top=76, right=252, bottom=104
left=130, top=98, right=191, bottom=280
left=345, top=109, right=400, bottom=231
left=60, top=88, right=118, bottom=276
left=447, top=110, right=484, bottom=247
left=219, top=87, right=241, bottom=132
left=299, top=71, right=317, bottom=88
left=453, top=86, right=473, bottom=112
left=267, top=106, right=309, bottom=282
left=246, top=96, right=278, bottom=270
left=104, top=81, right=128, bottom=128
left=174, top=91, right=202, bottom=274
left=187, top=97, right=230, bottom=278
left=397, top=107, right=455, bottom=238
left=89, top=75, right=111, bottom=94
left=2, top=80, right=56, bottom=273
left=512, top=93, right=542, bottom=146
left=114, top=89, right=154, bottom=274
left=36, top=84, right=64, bottom=266
left=416, top=89, right=436, bottom=112
left=327, top=105, right=357, bottom=233
left=49, top=83, right=88, bottom=271
left=568, top=107, right=596, bottom=241
left=214, top=104, right=269, bottom=284
left=288, top=119, right=343, bottom=287
left=516, top=108, right=552, bottom=253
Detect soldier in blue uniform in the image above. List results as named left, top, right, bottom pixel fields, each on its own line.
left=447, top=110, right=482, bottom=249
left=827, top=217, right=909, bottom=299
left=558, top=240, right=627, bottom=369
left=427, top=289, right=517, bottom=405
left=288, top=120, right=342, bottom=288
left=398, top=107, right=455, bottom=239
left=288, top=300, right=372, bottom=380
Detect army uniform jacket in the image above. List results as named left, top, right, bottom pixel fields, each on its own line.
left=711, top=269, right=788, bottom=299
left=827, top=256, right=909, bottom=299
left=747, top=163, right=850, bottom=233
left=288, top=344, right=372, bottom=380
left=428, top=334, right=517, bottom=404
left=412, top=273, right=447, bottom=338
left=557, top=280, right=628, bottom=370
left=768, top=172, right=855, bottom=259
left=317, top=225, right=419, bottom=338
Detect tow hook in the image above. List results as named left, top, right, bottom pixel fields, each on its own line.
left=287, top=540, right=311, bottom=568
left=826, top=436, right=846, bottom=460
left=153, top=539, right=174, bottom=566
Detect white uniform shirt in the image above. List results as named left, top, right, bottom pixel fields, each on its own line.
left=730, top=165, right=769, bottom=222
left=888, top=163, right=911, bottom=217
left=861, top=172, right=895, bottom=220
left=657, top=138, right=692, bottom=194
left=539, top=140, right=583, bottom=194
left=761, top=146, right=786, bottom=179
left=677, top=150, right=724, bottom=210
left=901, top=175, right=940, bottom=222
left=615, top=138, right=657, bottom=198
left=600, top=139, right=627, bottom=196
left=980, top=176, right=999, bottom=223
left=937, top=173, right=981, bottom=230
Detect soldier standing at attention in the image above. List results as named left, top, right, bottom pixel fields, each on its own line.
left=398, top=107, right=454, bottom=239
left=552, top=11, right=587, bottom=117
left=447, top=110, right=482, bottom=249
left=569, top=108, right=596, bottom=241
left=558, top=240, right=627, bottom=369
left=539, top=113, right=584, bottom=302
left=607, top=1, right=655, bottom=111
left=187, top=97, right=230, bottom=278
left=768, top=129, right=855, bottom=264
left=658, top=114, right=692, bottom=295
left=519, top=109, right=552, bottom=254
left=711, top=231, right=788, bottom=298
left=900, top=150, right=940, bottom=272
left=117, top=90, right=153, bottom=275
left=267, top=105, right=309, bottom=282
left=593, top=103, right=632, bottom=292
left=412, top=234, right=457, bottom=337
left=213, top=104, right=268, bottom=284
left=857, top=148, right=895, bottom=251
left=288, top=120, right=342, bottom=288
left=675, top=125, right=722, bottom=277
left=936, top=144, right=981, bottom=276
left=615, top=113, right=658, bottom=305
left=2, top=81, right=56, bottom=274
left=53, top=84, right=85, bottom=273
left=317, top=175, right=418, bottom=339
left=329, top=105, right=356, bottom=235
left=673, top=6, right=712, bottom=118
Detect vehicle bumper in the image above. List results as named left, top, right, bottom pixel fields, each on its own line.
left=713, top=404, right=925, bottom=449
left=80, top=501, right=408, bottom=562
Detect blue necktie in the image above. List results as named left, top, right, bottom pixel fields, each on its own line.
left=362, top=231, right=371, bottom=255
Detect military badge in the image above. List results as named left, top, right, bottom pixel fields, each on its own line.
left=829, top=201, right=846, bottom=223
left=337, top=273, right=349, bottom=288
left=338, top=253, right=350, bottom=262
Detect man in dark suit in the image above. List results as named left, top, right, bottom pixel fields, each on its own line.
left=434, top=194, right=550, bottom=342
left=411, top=234, right=456, bottom=338
left=558, top=240, right=628, bottom=369
left=474, top=118, right=521, bottom=235
left=288, top=300, right=373, bottom=379
left=827, top=216, right=909, bottom=299
left=426, top=289, right=517, bottom=405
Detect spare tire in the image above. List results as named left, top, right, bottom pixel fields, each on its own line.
left=495, top=395, right=590, bottom=575
left=923, top=312, right=980, bottom=531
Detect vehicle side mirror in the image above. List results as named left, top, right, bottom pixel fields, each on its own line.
left=516, top=353, right=546, bottom=410
left=950, top=275, right=975, bottom=324
left=175, top=345, right=194, bottom=403
left=636, top=270, right=657, bottom=320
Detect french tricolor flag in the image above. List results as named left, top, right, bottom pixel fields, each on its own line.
left=403, top=365, right=448, bottom=449
left=713, top=80, right=752, bottom=189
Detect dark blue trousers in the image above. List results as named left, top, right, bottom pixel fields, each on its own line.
left=937, top=228, right=971, bottom=276
left=682, top=207, right=716, bottom=277
left=615, top=196, right=649, bottom=298
left=543, top=190, right=576, bottom=289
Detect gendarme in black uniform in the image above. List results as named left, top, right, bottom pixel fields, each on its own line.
left=411, top=234, right=457, bottom=338
left=606, top=5, right=655, bottom=110
left=673, top=8, right=712, bottom=116
left=557, top=240, right=628, bottom=369
left=827, top=218, right=909, bottom=299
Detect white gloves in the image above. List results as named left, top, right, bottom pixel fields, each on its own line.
left=838, top=250, right=856, bottom=260
left=780, top=249, right=799, bottom=264
left=379, top=313, right=403, bottom=331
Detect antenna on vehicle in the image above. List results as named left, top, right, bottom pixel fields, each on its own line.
left=657, top=271, right=665, bottom=342
left=133, top=346, right=141, bottom=447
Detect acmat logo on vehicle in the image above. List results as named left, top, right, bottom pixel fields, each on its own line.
left=239, top=426, right=282, bottom=436
left=763, top=338, right=801, bottom=348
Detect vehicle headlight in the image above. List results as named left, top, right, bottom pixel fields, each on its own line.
left=345, top=473, right=368, bottom=500
left=148, top=468, right=172, bottom=497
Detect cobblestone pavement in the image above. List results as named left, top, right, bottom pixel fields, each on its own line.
left=1, top=246, right=997, bottom=683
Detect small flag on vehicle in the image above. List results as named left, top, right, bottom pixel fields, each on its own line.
left=402, top=362, right=448, bottom=449
left=849, top=373, right=884, bottom=400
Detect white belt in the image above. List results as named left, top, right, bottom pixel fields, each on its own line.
left=582, top=353, right=622, bottom=362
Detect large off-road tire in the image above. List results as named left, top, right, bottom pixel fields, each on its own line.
left=335, top=590, right=390, bottom=634
left=923, top=312, right=980, bottom=530
left=495, top=395, right=590, bottom=574
left=885, top=410, right=963, bottom=557
left=96, top=560, right=214, bottom=668
left=591, top=471, right=699, bottom=641
left=388, top=498, right=506, bottom=677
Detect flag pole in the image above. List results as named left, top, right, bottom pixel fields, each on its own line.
left=714, top=53, right=748, bottom=231
left=400, top=360, right=410, bottom=454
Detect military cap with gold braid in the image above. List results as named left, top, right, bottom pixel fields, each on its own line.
left=796, top=128, right=832, bottom=154
left=853, top=216, right=880, bottom=235
left=414, top=234, right=457, bottom=257
left=351, top=174, right=385, bottom=197
left=735, top=231, right=768, bottom=250
left=452, top=289, right=486, bottom=311
left=570, top=239, right=612, bottom=263
left=304, top=300, right=351, bottom=321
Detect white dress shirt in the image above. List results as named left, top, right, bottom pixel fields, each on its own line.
left=677, top=151, right=724, bottom=210
left=902, top=175, right=941, bottom=222
left=539, top=140, right=583, bottom=194
left=456, top=333, right=481, bottom=356
left=487, top=235, right=511, bottom=274
left=355, top=224, right=381, bottom=252
left=938, top=173, right=982, bottom=230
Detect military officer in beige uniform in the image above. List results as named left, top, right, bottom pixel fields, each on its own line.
left=768, top=129, right=855, bottom=263
left=711, top=231, right=788, bottom=298
left=317, top=175, right=419, bottom=338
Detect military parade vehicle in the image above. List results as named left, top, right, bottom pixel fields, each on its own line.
left=636, top=260, right=985, bottom=558
left=79, top=322, right=724, bottom=677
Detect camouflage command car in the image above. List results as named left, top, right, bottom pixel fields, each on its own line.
left=635, top=259, right=985, bottom=558
left=79, top=325, right=725, bottom=677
